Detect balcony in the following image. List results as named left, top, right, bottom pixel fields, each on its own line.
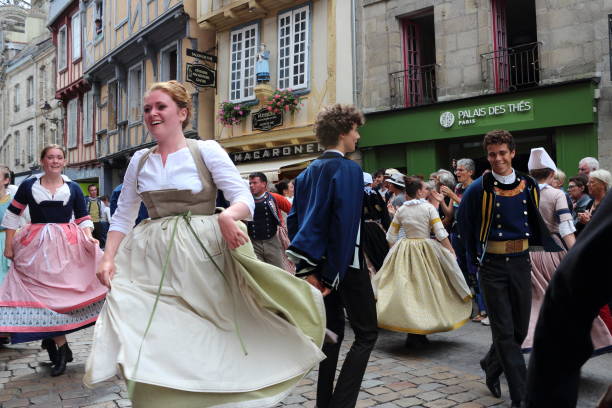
left=481, top=42, right=541, bottom=94
left=389, top=64, right=437, bottom=109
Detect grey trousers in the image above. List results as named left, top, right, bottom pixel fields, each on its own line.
left=251, top=236, right=285, bottom=269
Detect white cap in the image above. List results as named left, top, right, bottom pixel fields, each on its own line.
left=387, top=173, right=405, bottom=188
left=528, top=147, right=557, bottom=172
left=385, top=168, right=400, bottom=177
left=363, top=172, right=373, bottom=185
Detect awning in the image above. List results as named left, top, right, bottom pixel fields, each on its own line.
left=235, top=156, right=316, bottom=181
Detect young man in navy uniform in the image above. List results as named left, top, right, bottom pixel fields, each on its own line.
left=287, top=104, right=378, bottom=408
left=458, top=130, right=560, bottom=407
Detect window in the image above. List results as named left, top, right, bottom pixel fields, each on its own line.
left=95, top=0, right=104, bottom=36
left=277, top=6, right=309, bottom=90
left=229, top=23, right=258, bottom=102
left=14, top=131, right=20, bottom=165
left=108, top=81, right=118, bottom=130
left=39, top=124, right=46, bottom=153
left=128, top=64, right=143, bottom=122
left=72, top=12, right=81, bottom=61
left=67, top=98, right=78, bottom=148
left=160, top=44, right=178, bottom=81
left=39, top=66, right=47, bottom=102
left=58, top=25, right=67, bottom=71
left=26, top=76, right=34, bottom=106
left=83, top=90, right=94, bottom=144
left=27, top=126, right=34, bottom=162
left=13, top=84, right=20, bottom=112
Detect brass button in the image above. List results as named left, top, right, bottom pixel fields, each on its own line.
left=523, top=200, right=527, bottom=204
left=498, top=232, right=503, bottom=237
left=526, top=233, right=530, bottom=237
left=494, top=181, right=498, bottom=185
left=506, top=257, right=510, bottom=262
left=497, top=224, right=502, bottom=228
left=524, top=211, right=528, bottom=215
left=496, top=203, right=501, bottom=207
left=525, top=222, right=528, bottom=226
left=497, top=214, right=501, bottom=219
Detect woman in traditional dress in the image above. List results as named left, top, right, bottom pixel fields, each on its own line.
left=373, top=176, right=472, bottom=342
left=0, top=166, right=13, bottom=283
left=85, top=81, right=325, bottom=408
left=522, top=149, right=612, bottom=354
left=0, top=145, right=107, bottom=376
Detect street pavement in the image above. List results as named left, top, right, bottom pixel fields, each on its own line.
left=0, top=321, right=610, bottom=408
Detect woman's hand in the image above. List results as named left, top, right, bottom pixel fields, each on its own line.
left=83, top=228, right=99, bottom=246
left=3, top=245, right=13, bottom=260
left=97, top=257, right=116, bottom=288
left=218, top=212, right=249, bottom=250
left=578, top=210, right=591, bottom=224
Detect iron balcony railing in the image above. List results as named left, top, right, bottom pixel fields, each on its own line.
left=389, top=64, right=437, bottom=109
left=481, top=41, right=541, bottom=93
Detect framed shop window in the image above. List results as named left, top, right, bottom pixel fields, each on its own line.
left=277, top=5, right=310, bottom=91
left=229, top=22, right=258, bottom=102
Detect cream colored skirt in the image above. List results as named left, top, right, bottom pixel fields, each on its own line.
left=84, top=215, right=325, bottom=407
left=373, top=238, right=472, bottom=334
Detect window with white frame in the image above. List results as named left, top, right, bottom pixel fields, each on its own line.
left=58, top=25, right=67, bottom=71
left=27, top=126, right=34, bottom=162
left=229, top=23, right=258, bottom=102
left=14, top=131, right=20, bottom=165
left=26, top=76, right=34, bottom=106
left=72, top=12, right=81, bottom=61
left=128, top=64, right=143, bottom=122
left=83, top=90, right=94, bottom=144
left=39, top=66, right=46, bottom=101
left=67, top=98, right=78, bottom=148
left=94, top=0, right=104, bottom=36
left=160, top=44, right=178, bottom=81
left=278, top=6, right=309, bottom=90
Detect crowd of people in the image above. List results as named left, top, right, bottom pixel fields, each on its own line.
left=0, top=80, right=608, bottom=407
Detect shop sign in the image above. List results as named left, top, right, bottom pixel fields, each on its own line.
left=186, top=63, right=216, bottom=88
left=186, top=48, right=218, bottom=64
left=230, top=142, right=324, bottom=163
left=252, top=108, right=283, bottom=131
left=439, top=99, right=534, bottom=129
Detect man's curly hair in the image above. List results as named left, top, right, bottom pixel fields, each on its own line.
left=314, top=104, right=365, bottom=148
left=483, top=129, right=515, bottom=152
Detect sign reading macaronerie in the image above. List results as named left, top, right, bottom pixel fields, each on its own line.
left=439, top=99, right=534, bottom=129
left=230, top=142, right=324, bottom=163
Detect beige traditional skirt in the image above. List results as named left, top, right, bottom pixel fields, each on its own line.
left=84, top=214, right=325, bottom=407
left=373, top=238, right=472, bottom=334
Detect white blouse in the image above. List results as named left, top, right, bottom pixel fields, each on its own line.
left=2, top=174, right=94, bottom=230
left=110, top=139, right=254, bottom=235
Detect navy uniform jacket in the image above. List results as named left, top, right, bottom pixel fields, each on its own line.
left=287, top=151, right=363, bottom=288
left=457, top=171, right=561, bottom=265
left=525, top=191, right=612, bottom=407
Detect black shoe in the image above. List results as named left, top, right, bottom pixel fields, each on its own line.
left=511, top=402, right=522, bottom=408
left=405, top=334, right=430, bottom=348
left=41, top=338, right=59, bottom=365
left=479, top=359, right=501, bottom=398
left=51, top=343, right=73, bottom=377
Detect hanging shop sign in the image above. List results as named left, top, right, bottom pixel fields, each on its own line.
left=439, top=99, right=534, bottom=129
left=252, top=108, right=283, bottom=131
left=230, top=142, right=324, bottom=163
left=186, top=63, right=216, bottom=88
left=186, top=48, right=218, bottom=64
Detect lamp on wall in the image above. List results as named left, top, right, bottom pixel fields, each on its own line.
left=40, top=100, right=60, bottom=125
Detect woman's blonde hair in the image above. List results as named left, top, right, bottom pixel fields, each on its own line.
left=40, top=144, right=66, bottom=161
left=145, top=80, right=193, bottom=130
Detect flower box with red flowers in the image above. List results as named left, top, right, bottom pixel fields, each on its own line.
left=265, top=89, right=302, bottom=115
left=217, top=101, right=252, bottom=126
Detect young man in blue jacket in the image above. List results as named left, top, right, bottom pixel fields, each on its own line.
left=287, top=104, right=377, bottom=408
left=457, top=130, right=560, bottom=407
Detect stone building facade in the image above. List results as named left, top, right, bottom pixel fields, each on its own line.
left=0, top=0, right=60, bottom=180
left=356, top=0, right=611, bottom=176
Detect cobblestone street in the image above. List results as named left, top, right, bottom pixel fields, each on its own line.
left=0, top=321, right=610, bottom=408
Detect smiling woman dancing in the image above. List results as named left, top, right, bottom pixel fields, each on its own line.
left=0, top=145, right=107, bottom=376
left=84, top=81, right=325, bottom=408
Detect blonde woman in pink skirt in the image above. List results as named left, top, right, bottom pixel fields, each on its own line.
left=522, top=148, right=612, bottom=354
left=0, top=145, right=107, bottom=376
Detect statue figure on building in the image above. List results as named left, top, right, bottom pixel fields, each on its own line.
left=255, top=44, right=270, bottom=84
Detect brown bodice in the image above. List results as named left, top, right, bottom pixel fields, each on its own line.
left=136, top=139, right=218, bottom=218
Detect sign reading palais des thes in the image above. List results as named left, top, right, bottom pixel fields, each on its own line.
left=252, top=108, right=283, bottom=131
left=230, top=142, right=325, bottom=163
left=439, top=99, right=534, bottom=129
left=186, top=63, right=216, bottom=88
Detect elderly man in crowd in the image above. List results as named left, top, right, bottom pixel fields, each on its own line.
left=578, top=157, right=599, bottom=176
